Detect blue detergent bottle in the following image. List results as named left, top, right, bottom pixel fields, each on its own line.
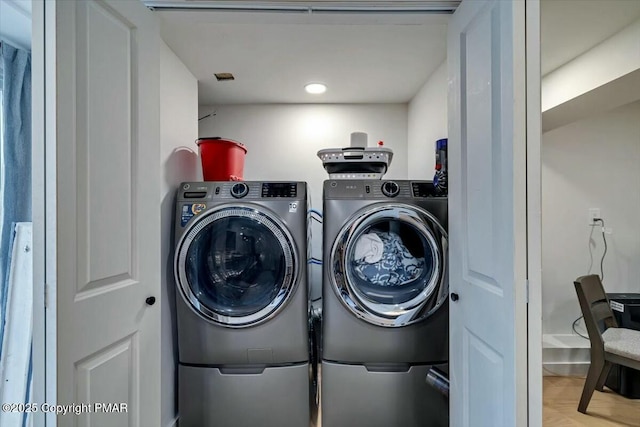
left=433, top=138, right=448, bottom=195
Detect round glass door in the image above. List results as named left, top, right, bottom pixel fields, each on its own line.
left=175, top=205, right=298, bottom=327
left=330, top=203, right=448, bottom=327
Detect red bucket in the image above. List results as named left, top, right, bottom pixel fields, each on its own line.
left=196, top=137, right=247, bottom=181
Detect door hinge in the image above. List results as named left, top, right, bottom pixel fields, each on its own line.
left=525, top=279, right=529, bottom=304
left=44, top=282, right=48, bottom=309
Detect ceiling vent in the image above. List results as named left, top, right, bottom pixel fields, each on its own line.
left=214, top=73, right=235, bottom=81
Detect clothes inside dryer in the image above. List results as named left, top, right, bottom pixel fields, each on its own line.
left=347, top=219, right=439, bottom=305
left=185, top=216, right=287, bottom=317
left=353, top=231, right=427, bottom=286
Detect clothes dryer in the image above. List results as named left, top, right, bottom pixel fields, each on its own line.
left=174, top=181, right=309, bottom=427
left=321, top=179, right=449, bottom=427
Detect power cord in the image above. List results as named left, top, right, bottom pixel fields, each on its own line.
left=593, top=218, right=607, bottom=282
left=573, top=217, right=608, bottom=340
left=572, top=316, right=589, bottom=340
left=586, top=224, right=595, bottom=275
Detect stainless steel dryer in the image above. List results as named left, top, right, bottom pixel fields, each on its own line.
left=174, top=181, right=309, bottom=427
left=321, top=179, right=449, bottom=427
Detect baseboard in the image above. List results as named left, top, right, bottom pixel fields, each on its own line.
left=543, top=334, right=590, bottom=349
left=543, top=361, right=589, bottom=377
left=542, top=334, right=590, bottom=377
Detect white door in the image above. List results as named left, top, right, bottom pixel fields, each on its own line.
left=52, top=0, right=161, bottom=425
left=448, top=0, right=530, bottom=426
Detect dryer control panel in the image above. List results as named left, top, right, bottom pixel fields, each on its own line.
left=324, top=180, right=441, bottom=200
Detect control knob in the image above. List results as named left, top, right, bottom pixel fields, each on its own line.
left=230, top=182, right=249, bottom=198
left=381, top=181, right=400, bottom=198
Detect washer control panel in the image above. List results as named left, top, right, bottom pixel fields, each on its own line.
left=178, top=181, right=305, bottom=201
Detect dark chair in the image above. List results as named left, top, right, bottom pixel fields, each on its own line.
left=574, top=274, right=640, bottom=413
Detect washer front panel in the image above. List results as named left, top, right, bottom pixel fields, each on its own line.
left=176, top=204, right=298, bottom=327
left=330, top=203, right=448, bottom=327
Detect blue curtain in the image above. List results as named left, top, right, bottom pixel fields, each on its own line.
left=0, top=42, right=32, bottom=352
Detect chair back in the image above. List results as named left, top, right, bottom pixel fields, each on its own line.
left=574, top=275, right=618, bottom=349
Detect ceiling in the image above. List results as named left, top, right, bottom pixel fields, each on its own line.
left=159, top=10, right=449, bottom=104
left=156, top=0, right=640, bottom=105
left=540, top=0, right=640, bottom=76
left=1, top=0, right=639, bottom=104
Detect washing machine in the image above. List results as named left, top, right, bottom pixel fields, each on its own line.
left=321, top=179, right=449, bottom=427
left=174, top=181, right=309, bottom=427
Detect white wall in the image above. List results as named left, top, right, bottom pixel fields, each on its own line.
left=198, top=104, right=409, bottom=209
left=407, top=62, right=448, bottom=180
left=198, top=103, right=408, bottom=299
left=542, top=19, right=640, bottom=112
left=542, top=101, right=640, bottom=339
left=540, top=18, right=640, bottom=375
left=541, top=19, right=640, bottom=133
left=160, top=41, right=199, bottom=427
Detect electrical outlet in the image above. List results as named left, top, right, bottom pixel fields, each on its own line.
left=588, top=208, right=601, bottom=225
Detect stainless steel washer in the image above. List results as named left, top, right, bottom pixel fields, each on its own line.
left=174, top=181, right=309, bottom=427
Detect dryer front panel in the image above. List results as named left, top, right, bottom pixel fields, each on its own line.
left=330, top=203, right=448, bottom=327
left=175, top=205, right=298, bottom=327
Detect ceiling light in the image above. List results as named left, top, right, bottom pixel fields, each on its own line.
left=305, top=83, right=327, bottom=95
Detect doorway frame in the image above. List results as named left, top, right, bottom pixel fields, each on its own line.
left=526, top=1, right=543, bottom=427
left=31, top=0, right=58, bottom=425
left=30, top=1, right=544, bottom=426
left=31, top=1, right=46, bottom=426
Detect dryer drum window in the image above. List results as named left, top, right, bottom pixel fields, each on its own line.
left=331, top=204, right=448, bottom=327
left=176, top=206, right=298, bottom=327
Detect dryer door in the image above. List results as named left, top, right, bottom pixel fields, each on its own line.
left=175, top=205, right=298, bottom=327
left=330, top=203, right=447, bottom=327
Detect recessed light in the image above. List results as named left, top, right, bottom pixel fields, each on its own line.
left=305, top=83, right=327, bottom=94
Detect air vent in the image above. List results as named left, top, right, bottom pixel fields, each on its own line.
left=214, top=73, right=235, bottom=81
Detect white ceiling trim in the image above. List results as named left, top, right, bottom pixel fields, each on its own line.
left=144, top=1, right=460, bottom=13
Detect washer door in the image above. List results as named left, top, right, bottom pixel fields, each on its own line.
left=175, top=205, right=298, bottom=328
left=330, top=203, right=447, bottom=327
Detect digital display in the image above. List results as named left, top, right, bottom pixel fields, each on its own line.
left=262, top=182, right=298, bottom=198
left=184, top=191, right=207, bottom=199
left=412, top=182, right=436, bottom=198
